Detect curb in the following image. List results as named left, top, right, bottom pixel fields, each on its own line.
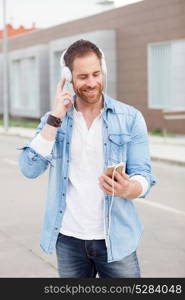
left=151, top=156, right=185, bottom=167
left=0, top=128, right=34, bottom=139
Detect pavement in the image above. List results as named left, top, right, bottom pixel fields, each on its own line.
left=0, top=129, right=185, bottom=278
left=0, top=126, right=185, bottom=167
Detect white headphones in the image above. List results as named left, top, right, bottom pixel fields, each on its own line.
left=60, top=46, right=107, bottom=85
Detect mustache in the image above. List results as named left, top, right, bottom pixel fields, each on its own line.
left=83, top=86, right=99, bottom=89
left=82, top=83, right=102, bottom=91
left=83, top=88, right=98, bottom=91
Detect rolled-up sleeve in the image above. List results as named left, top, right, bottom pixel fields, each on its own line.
left=17, top=111, right=54, bottom=179
left=29, top=133, right=55, bottom=157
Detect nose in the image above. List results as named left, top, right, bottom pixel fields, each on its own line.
left=86, top=76, right=97, bottom=88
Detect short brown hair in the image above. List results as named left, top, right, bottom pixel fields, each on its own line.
left=64, top=39, right=102, bottom=71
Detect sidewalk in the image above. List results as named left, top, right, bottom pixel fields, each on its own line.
left=149, top=135, right=185, bottom=166
left=1, top=126, right=185, bottom=166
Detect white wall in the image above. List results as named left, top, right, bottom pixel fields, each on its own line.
left=171, top=40, right=185, bottom=111
left=0, top=54, right=3, bottom=114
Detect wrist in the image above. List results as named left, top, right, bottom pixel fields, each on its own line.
left=47, top=114, right=62, bottom=128
left=119, top=180, right=131, bottom=199
left=51, top=112, right=64, bottom=119
left=122, top=181, right=132, bottom=198
left=122, top=180, right=142, bottom=199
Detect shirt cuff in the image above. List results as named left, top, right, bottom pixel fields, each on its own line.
left=29, top=133, right=55, bottom=157
left=129, top=175, right=149, bottom=197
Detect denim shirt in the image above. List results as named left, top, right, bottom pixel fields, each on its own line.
left=18, top=93, right=157, bottom=263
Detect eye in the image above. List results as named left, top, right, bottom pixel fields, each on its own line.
left=79, top=75, right=87, bottom=80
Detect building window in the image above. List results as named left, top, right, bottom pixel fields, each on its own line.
left=148, top=40, right=185, bottom=111
left=11, top=57, right=38, bottom=111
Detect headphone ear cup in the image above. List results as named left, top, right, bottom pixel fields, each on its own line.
left=101, top=57, right=107, bottom=76
left=99, top=48, right=107, bottom=76
left=61, top=66, right=72, bottom=83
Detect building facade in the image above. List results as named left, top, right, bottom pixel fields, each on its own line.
left=0, top=0, right=185, bottom=133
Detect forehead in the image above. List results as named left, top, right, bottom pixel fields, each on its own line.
left=72, top=53, right=101, bottom=74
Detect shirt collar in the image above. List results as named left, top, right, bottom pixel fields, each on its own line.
left=67, top=93, right=114, bottom=119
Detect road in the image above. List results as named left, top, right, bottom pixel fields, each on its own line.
left=0, top=134, right=185, bottom=277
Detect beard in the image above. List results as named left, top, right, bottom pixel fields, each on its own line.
left=73, top=82, right=104, bottom=104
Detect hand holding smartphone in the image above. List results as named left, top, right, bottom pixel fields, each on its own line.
left=105, top=162, right=125, bottom=179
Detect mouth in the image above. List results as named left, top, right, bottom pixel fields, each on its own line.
left=83, top=90, right=98, bottom=95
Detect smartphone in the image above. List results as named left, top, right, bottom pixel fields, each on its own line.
left=105, top=162, right=125, bottom=178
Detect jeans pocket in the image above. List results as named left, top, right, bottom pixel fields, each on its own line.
left=56, top=233, right=65, bottom=245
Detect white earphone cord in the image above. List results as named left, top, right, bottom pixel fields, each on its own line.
left=106, top=165, right=118, bottom=246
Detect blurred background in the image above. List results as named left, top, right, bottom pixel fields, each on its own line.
left=0, top=0, right=185, bottom=278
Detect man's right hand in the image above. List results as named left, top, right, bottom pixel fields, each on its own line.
left=51, top=78, right=73, bottom=119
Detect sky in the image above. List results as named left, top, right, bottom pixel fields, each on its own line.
left=0, top=0, right=143, bottom=29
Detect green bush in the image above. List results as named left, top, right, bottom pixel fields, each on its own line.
left=0, top=119, right=39, bottom=129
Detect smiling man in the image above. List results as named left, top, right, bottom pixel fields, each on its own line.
left=72, top=53, right=104, bottom=103
left=18, top=39, right=157, bottom=278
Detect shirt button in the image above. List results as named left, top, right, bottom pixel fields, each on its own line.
left=62, top=193, right=65, bottom=196
left=64, top=177, right=67, bottom=179
left=104, top=143, right=107, bottom=146
left=55, top=227, right=58, bottom=230
left=59, top=210, right=63, bottom=214
left=67, top=160, right=69, bottom=163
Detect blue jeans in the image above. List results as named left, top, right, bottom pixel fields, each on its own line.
left=56, top=233, right=141, bottom=278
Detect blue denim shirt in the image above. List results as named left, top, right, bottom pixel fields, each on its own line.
left=18, top=93, right=157, bottom=263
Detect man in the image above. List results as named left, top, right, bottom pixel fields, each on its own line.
left=18, top=39, right=157, bottom=278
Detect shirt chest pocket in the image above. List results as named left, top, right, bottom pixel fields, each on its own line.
left=52, top=131, right=65, bottom=159
left=108, top=133, right=131, bottom=165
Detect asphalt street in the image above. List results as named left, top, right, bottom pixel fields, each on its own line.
left=0, top=134, right=185, bottom=277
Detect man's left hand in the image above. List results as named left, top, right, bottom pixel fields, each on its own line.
left=98, top=171, right=131, bottom=198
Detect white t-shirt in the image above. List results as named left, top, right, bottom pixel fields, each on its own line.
left=60, top=108, right=105, bottom=239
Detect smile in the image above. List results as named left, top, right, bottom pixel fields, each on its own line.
left=84, top=90, right=97, bottom=94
